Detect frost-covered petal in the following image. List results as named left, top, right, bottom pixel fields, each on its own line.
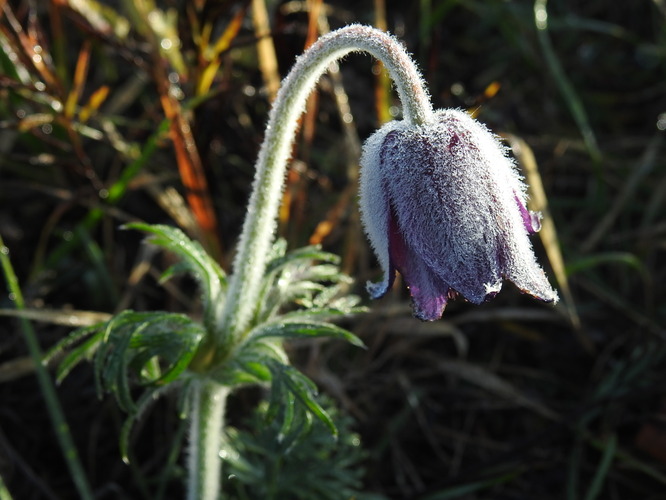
left=515, top=193, right=542, bottom=234
left=359, top=108, right=558, bottom=320
left=359, top=121, right=407, bottom=299
left=387, top=208, right=450, bottom=320
left=390, top=109, right=556, bottom=305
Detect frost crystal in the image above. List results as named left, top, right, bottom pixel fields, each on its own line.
left=359, top=109, right=558, bottom=320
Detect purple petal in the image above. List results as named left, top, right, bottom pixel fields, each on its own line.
left=385, top=109, right=556, bottom=304
left=514, top=193, right=542, bottom=234
left=387, top=209, right=449, bottom=320
left=383, top=115, right=504, bottom=303
left=360, top=122, right=406, bottom=299
left=359, top=108, right=559, bottom=319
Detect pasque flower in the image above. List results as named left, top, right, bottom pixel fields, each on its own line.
left=360, top=109, right=558, bottom=320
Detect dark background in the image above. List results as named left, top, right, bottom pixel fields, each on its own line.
left=1, top=0, right=665, bottom=498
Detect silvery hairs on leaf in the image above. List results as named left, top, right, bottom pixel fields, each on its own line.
left=360, top=109, right=558, bottom=321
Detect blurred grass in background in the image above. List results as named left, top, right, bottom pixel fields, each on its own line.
left=1, top=0, right=665, bottom=498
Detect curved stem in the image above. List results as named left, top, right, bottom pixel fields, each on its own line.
left=187, top=379, right=230, bottom=500
left=217, top=25, right=433, bottom=346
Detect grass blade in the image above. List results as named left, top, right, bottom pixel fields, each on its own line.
left=0, top=235, right=94, bottom=500
left=534, top=0, right=601, bottom=164
left=506, top=134, right=588, bottom=348
left=0, top=473, right=14, bottom=500
left=422, top=472, right=518, bottom=500
left=583, top=434, right=617, bottom=500
left=581, top=133, right=662, bottom=252
left=251, top=0, right=280, bottom=100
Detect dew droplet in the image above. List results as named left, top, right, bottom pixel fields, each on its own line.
left=169, top=86, right=184, bottom=100
left=656, top=113, right=666, bottom=131
left=451, top=82, right=465, bottom=96
left=534, top=0, right=548, bottom=30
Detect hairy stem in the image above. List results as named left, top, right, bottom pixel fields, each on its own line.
left=217, top=24, right=432, bottom=348
left=187, top=380, right=230, bottom=500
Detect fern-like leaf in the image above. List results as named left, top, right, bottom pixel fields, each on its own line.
left=124, top=223, right=226, bottom=331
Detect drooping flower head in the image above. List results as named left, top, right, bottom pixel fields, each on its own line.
left=359, top=109, right=558, bottom=320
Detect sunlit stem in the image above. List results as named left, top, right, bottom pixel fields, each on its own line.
left=217, top=24, right=433, bottom=349
left=187, top=379, right=230, bottom=500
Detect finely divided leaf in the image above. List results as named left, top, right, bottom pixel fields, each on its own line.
left=247, top=319, right=364, bottom=347
left=60, top=309, right=205, bottom=411
left=124, top=223, right=226, bottom=330
left=266, top=360, right=338, bottom=438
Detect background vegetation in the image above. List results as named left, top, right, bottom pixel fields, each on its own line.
left=1, top=0, right=665, bottom=498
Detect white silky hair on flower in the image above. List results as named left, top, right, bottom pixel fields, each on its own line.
left=359, top=119, right=406, bottom=299
left=359, top=108, right=558, bottom=320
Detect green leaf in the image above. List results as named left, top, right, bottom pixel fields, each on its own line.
left=247, top=319, right=364, bottom=347
left=312, top=283, right=359, bottom=310
left=278, top=306, right=365, bottom=323
left=264, top=243, right=339, bottom=275
left=70, top=310, right=205, bottom=411
left=299, top=263, right=345, bottom=283
left=119, top=382, right=181, bottom=464
left=127, top=316, right=205, bottom=385
left=266, top=360, right=338, bottom=439
left=98, top=325, right=135, bottom=411
left=223, top=396, right=370, bottom=500
left=44, top=322, right=101, bottom=364
left=276, top=378, right=298, bottom=440
left=240, top=361, right=272, bottom=382
left=213, top=339, right=288, bottom=387
left=252, top=238, right=364, bottom=326
left=158, top=261, right=191, bottom=284
left=124, top=223, right=226, bottom=330
left=54, top=328, right=105, bottom=384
